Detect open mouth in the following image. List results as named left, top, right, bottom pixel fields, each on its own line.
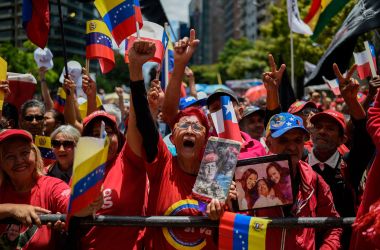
left=183, top=138, right=195, bottom=148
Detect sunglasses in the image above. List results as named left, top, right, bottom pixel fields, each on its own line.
left=24, top=115, right=44, bottom=122
left=175, top=122, right=205, bottom=133
left=300, top=108, right=319, bottom=116
left=51, top=140, right=75, bottom=149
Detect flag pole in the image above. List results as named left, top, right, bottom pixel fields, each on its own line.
left=164, top=22, right=169, bottom=89
left=364, top=41, right=377, bottom=77
left=86, top=59, right=90, bottom=75
left=290, top=31, right=295, bottom=95
left=57, top=0, right=69, bottom=80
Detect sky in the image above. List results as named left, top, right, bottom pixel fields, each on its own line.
left=160, top=0, right=191, bottom=24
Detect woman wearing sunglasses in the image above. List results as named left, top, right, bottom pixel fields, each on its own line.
left=46, top=125, right=80, bottom=184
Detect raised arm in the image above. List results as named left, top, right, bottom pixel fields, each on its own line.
left=185, top=66, right=197, bottom=98
left=115, top=86, right=127, bottom=120
left=63, top=77, right=83, bottom=132
left=39, top=67, right=54, bottom=110
left=82, top=69, right=98, bottom=116
left=161, top=29, right=200, bottom=127
left=147, top=79, right=164, bottom=122
left=127, top=40, right=158, bottom=162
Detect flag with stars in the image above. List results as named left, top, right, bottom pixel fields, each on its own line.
left=219, top=212, right=270, bottom=250
left=34, top=135, right=55, bottom=166
left=68, top=136, right=109, bottom=217
left=86, top=20, right=115, bottom=74
left=94, top=0, right=143, bottom=46
left=125, top=21, right=167, bottom=64
left=210, top=96, right=242, bottom=143
left=160, top=28, right=174, bottom=90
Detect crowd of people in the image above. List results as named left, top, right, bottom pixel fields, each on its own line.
left=0, top=28, right=380, bottom=249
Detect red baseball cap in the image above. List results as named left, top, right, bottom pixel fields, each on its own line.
left=288, top=101, right=317, bottom=114
left=83, top=111, right=117, bottom=135
left=0, top=129, right=33, bottom=143
left=310, top=109, right=346, bottom=131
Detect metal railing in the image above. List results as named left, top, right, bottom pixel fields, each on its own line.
left=0, top=215, right=356, bottom=228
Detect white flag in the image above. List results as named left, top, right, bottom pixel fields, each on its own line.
left=287, top=0, right=313, bottom=35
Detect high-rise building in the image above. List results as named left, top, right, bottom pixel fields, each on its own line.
left=189, top=0, right=224, bottom=64
left=0, top=0, right=97, bottom=58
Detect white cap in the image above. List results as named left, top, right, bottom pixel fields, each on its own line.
left=34, top=48, right=54, bottom=70
left=59, top=60, right=85, bottom=97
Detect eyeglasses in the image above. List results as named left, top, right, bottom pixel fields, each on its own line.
left=24, top=115, right=44, bottom=122
left=51, top=140, right=75, bottom=149
left=300, top=108, right=319, bottom=116
left=175, top=122, right=205, bottom=133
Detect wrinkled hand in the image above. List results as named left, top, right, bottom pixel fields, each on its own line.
left=333, top=63, right=358, bottom=101
left=63, top=76, right=76, bottom=95
left=47, top=212, right=66, bottom=232
left=148, top=79, right=164, bottom=111
left=262, top=54, right=286, bottom=91
left=82, top=68, right=97, bottom=97
left=11, top=204, right=51, bottom=227
left=128, top=40, right=156, bottom=67
left=0, top=80, right=10, bottom=96
left=115, top=86, right=124, bottom=98
left=206, top=199, right=224, bottom=220
left=174, top=29, right=200, bottom=66
left=368, top=76, right=380, bottom=97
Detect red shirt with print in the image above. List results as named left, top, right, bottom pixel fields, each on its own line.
left=142, top=137, right=217, bottom=250
left=0, top=176, right=70, bottom=250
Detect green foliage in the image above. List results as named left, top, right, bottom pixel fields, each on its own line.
left=191, top=64, right=220, bottom=84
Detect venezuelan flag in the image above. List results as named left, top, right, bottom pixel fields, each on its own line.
left=68, top=136, right=109, bottom=215
left=94, top=0, right=143, bottom=46
left=77, top=96, right=103, bottom=119
left=219, top=212, right=270, bottom=250
left=34, top=135, right=55, bottom=166
left=86, top=20, right=115, bottom=74
left=54, top=87, right=66, bottom=113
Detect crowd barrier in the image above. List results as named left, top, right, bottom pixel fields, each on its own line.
left=0, top=215, right=355, bottom=228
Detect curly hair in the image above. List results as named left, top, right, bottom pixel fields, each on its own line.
left=239, top=168, right=259, bottom=209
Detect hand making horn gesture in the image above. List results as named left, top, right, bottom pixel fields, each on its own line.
left=333, top=63, right=358, bottom=101
left=262, top=54, right=286, bottom=92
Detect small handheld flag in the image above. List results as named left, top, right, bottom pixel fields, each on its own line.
left=210, top=96, right=242, bottom=143
left=125, top=21, right=167, bottom=64
left=323, top=76, right=341, bottom=96
left=0, top=57, right=7, bottom=111
left=353, top=42, right=377, bottom=80
left=86, top=20, right=115, bottom=74
left=34, top=135, right=56, bottom=166
left=160, top=25, right=174, bottom=90
left=219, top=212, right=271, bottom=250
left=68, top=136, right=109, bottom=216
left=94, top=0, right=143, bottom=46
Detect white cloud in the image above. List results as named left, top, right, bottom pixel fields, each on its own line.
left=160, top=0, right=191, bottom=23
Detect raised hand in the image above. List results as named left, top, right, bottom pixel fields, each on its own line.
left=262, top=54, right=286, bottom=91
left=333, top=63, right=358, bottom=101
left=368, top=76, right=380, bottom=97
left=184, top=66, right=194, bottom=78
left=115, top=86, right=124, bottom=98
left=128, top=40, right=156, bottom=67
left=174, top=29, right=200, bottom=66
left=82, top=68, right=97, bottom=98
left=63, top=76, right=76, bottom=96
left=0, top=80, right=10, bottom=96
left=148, top=79, right=164, bottom=112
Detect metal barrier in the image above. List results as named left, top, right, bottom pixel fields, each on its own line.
left=0, top=215, right=356, bottom=228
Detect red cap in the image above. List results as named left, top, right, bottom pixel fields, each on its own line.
left=310, top=109, right=346, bottom=131
left=288, top=101, right=317, bottom=114
left=83, top=111, right=117, bottom=133
left=0, top=129, right=33, bottom=143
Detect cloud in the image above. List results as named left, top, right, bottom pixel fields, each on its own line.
left=160, top=0, right=191, bottom=23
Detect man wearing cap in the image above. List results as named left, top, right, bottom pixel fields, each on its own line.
left=206, top=89, right=266, bottom=159
left=263, top=112, right=342, bottom=249
left=239, top=105, right=265, bottom=142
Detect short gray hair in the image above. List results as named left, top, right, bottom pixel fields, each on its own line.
left=20, top=99, right=45, bottom=117
left=50, top=125, right=81, bottom=143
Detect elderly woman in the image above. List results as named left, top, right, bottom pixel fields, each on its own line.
left=47, top=125, right=80, bottom=183
left=127, top=35, right=222, bottom=249
left=0, top=129, right=100, bottom=249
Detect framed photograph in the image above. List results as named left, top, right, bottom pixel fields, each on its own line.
left=234, top=154, right=293, bottom=211
left=192, top=137, right=241, bottom=203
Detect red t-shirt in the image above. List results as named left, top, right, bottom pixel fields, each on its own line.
left=0, top=176, right=70, bottom=250
left=239, top=132, right=267, bottom=160
left=142, top=137, right=217, bottom=250
left=81, top=142, right=148, bottom=250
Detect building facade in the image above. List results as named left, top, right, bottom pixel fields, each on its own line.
left=0, top=0, right=97, bottom=58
